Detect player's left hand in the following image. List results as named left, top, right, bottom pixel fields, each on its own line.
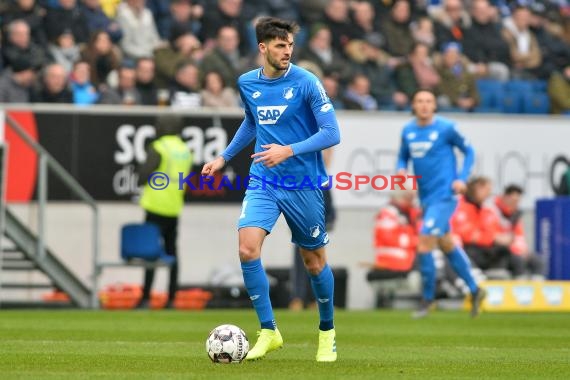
left=452, top=180, right=467, bottom=194
left=251, top=144, right=294, bottom=167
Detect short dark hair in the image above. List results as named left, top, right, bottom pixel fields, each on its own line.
left=504, top=184, right=524, bottom=196
left=411, top=88, right=437, bottom=102
left=255, top=17, right=300, bottom=44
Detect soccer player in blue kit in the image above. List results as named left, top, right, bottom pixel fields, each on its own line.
left=201, top=18, right=340, bottom=361
left=397, top=89, right=486, bottom=318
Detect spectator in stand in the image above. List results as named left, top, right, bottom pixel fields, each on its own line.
left=80, top=0, right=123, bottom=43
left=321, top=75, right=345, bottom=110
left=149, top=0, right=203, bottom=40
left=32, top=63, right=73, bottom=103
left=1, top=0, right=48, bottom=47
left=343, top=74, right=378, bottom=110
left=199, top=0, right=249, bottom=54
left=372, top=190, right=420, bottom=272
left=451, top=176, right=510, bottom=274
left=344, top=37, right=404, bottom=109
left=430, top=0, right=471, bottom=50
left=70, top=60, right=99, bottom=105
left=135, top=57, right=159, bottom=106
left=242, top=0, right=300, bottom=23
left=395, top=42, right=441, bottom=106
left=116, top=0, right=162, bottom=60
left=489, top=185, right=544, bottom=279
left=463, top=0, right=511, bottom=82
left=502, top=3, right=542, bottom=78
left=351, top=0, right=384, bottom=44
left=435, top=42, right=479, bottom=111
left=200, top=70, right=238, bottom=107
left=322, top=0, right=357, bottom=55
left=80, top=30, right=122, bottom=88
left=0, top=57, right=36, bottom=103
left=298, top=0, right=328, bottom=25
left=169, top=60, right=201, bottom=108
left=296, top=24, right=351, bottom=83
left=98, top=64, right=141, bottom=105
left=411, top=16, right=436, bottom=50
left=3, top=20, right=45, bottom=71
left=47, top=29, right=81, bottom=75
left=199, top=26, right=248, bottom=89
left=381, top=0, right=415, bottom=58
left=528, top=3, right=570, bottom=79
left=154, top=24, right=202, bottom=87
left=548, top=64, right=570, bottom=114
left=44, top=0, right=90, bottom=44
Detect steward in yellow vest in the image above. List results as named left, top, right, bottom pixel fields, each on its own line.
left=137, top=114, right=192, bottom=308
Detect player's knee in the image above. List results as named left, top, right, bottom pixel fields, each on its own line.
left=439, top=235, right=455, bottom=253
left=418, top=235, right=437, bottom=252
left=302, top=253, right=326, bottom=275
left=305, top=261, right=324, bottom=276
left=238, top=243, right=260, bottom=262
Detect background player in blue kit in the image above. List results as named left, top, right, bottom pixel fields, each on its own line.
left=397, top=89, right=486, bottom=319
left=201, top=18, right=340, bottom=362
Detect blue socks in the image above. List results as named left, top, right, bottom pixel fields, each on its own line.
left=446, top=246, right=478, bottom=294
left=419, top=252, right=436, bottom=302
left=241, top=258, right=276, bottom=330
left=310, top=264, right=335, bottom=331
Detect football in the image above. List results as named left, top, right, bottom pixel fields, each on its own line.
left=206, top=324, right=249, bottom=363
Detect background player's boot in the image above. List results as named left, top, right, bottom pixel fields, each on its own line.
left=316, top=329, right=337, bottom=362
left=412, top=299, right=434, bottom=319
left=470, top=287, right=487, bottom=318
left=245, top=328, right=283, bottom=360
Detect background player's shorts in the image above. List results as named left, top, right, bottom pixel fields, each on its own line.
left=238, top=182, right=329, bottom=250
left=420, top=198, right=458, bottom=236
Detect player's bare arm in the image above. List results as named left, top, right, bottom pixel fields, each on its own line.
left=251, top=144, right=294, bottom=168
left=201, top=156, right=226, bottom=176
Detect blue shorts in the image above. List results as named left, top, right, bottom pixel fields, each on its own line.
left=420, top=198, right=458, bottom=236
left=238, top=183, right=329, bottom=250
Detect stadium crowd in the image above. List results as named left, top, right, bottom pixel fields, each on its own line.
left=0, top=0, right=569, bottom=113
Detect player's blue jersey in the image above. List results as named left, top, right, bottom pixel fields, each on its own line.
left=238, top=64, right=334, bottom=188
left=397, top=115, right=475, bottom=206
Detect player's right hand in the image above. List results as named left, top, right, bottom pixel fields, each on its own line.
left=201, top=156, right=225, bottom=176
left=397, top=169, right=407, bottom=177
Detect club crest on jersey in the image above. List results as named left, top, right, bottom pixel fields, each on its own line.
left=283, top=87, right=294, bottom=100
left=257, top=105, right=288, bottom=125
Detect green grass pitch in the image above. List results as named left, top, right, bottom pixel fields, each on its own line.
left=0, top=310, right=569, bottom=379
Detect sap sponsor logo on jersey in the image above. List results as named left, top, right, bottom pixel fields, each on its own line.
left=257, top=106, right=288, bottom=125
left=409, top=141, right=433, bottom=158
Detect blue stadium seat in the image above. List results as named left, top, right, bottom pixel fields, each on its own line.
left=522, top=93, right=550, bottom=114
left=531, top=80, right=548, bottom=93
left=476, top=79, right=503, bottom=94
left=475, top=79, right=504, bottom=113
left=504, top=80, right=534, bottom=94
left=121, top=223, right=175, bottom=264
left=501, top=92, right=523, bottom=113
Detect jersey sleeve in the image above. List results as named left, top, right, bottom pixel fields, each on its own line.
left=290, top=77, right=340, bottom=156
left=396, top=130, right=410, bottom=172
left=448, top=124, right=475, bottom=182
left=221, top=82, right=257, bottom=162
